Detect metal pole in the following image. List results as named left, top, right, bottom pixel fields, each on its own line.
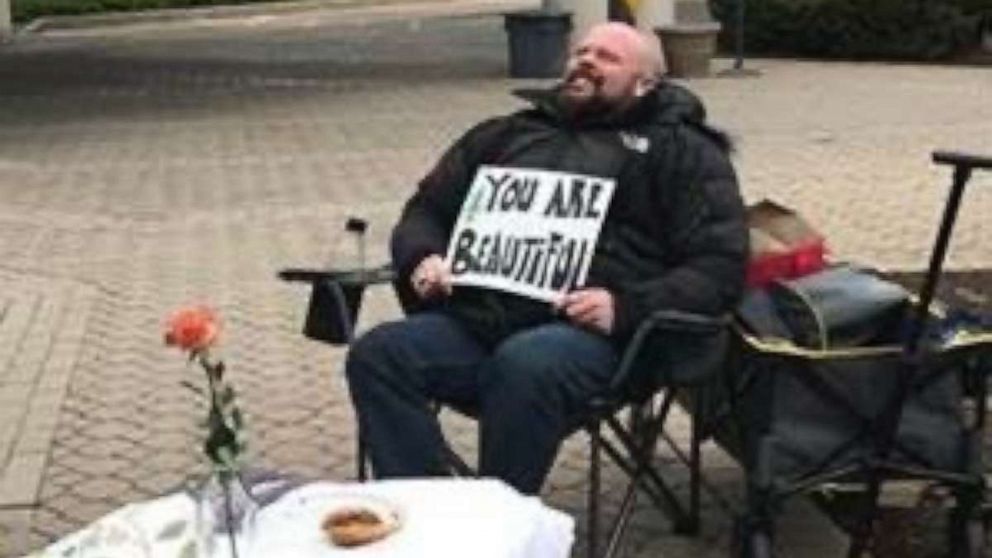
left=734, top=0, right=745, bottom=70
left=718, top=0, right=761, bottom=77
left=905, top=166, right=970, bottom=352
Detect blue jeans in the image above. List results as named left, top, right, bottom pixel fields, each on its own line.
left=345, top=312, right=619, bottom=494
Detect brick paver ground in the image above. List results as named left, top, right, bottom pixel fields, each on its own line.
left=0, top=3, right=990, bottom=557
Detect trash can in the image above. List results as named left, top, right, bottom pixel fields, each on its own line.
left=504, top=10, right=572, bottom=79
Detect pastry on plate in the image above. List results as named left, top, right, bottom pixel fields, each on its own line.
left=321, top=504, right=399, bottom=547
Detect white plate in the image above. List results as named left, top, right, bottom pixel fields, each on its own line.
left=251, top=485, right=404, bottom=557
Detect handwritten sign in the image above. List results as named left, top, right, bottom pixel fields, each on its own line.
left=445, top=165, right=615, bottom=303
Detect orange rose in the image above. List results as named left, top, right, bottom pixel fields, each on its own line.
left=164, top=306, right=220, bottom=352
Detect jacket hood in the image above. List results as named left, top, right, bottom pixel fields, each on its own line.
left=649, top=80, right=708, bottom=125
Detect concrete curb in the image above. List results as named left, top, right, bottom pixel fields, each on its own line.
left=23, top=0, right=432, bottom=32
left=20, top=0, right=536, bottom=35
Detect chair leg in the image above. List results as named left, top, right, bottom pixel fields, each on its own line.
left=357, top=430, right=369, bottom=482
left=443, top=443, right=475, bottom=477
left=605, top=396, right=691, bottom=530
left=603, top=479, right=639, bottom=558
left=601, top=403, right=657, bottom=558
left=735, top=516, right=774, bottom=558
left=588, top=420, right=602, bottom=558
left=685, top=392, right=703, bottom=535
left=949, top=484, right=987, bottom=558
left=739, top=462, right=777, bottom=558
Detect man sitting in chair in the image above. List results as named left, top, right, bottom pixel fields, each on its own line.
left=345, top=22, right=748, bottom=495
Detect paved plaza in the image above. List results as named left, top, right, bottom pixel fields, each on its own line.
left=0, top=2, right=990, bottom=556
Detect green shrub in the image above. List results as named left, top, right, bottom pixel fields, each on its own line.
left=710, top=0, right=989, bottom=60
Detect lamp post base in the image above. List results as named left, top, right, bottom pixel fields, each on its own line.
left=717, top=66, right=762, bottom=78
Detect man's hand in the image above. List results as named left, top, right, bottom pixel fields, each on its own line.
left=556, top=288, right=615, bottom=334
left=410, top=255, right=452, bottom=301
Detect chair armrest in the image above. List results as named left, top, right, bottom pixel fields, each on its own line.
left=278, top=264, right=396, bottom=287
left=636, top=309, right=728, bottom=335
left=609, top=310, right=730, bottom=394
left=278, top=264, right=397, bottom=345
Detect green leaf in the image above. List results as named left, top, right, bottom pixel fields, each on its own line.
left=204, top=409, right=238, bottom=466
left=156, top=520, right=187, bottom=542
left=180, top=380, right=205, bottom=398
left=217, top=446, right=236, bottom=468
left=178, top=540, right=196, bottom=558
left=220, top=385, right=235, bottom=407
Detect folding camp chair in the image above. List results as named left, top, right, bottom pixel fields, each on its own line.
left=716, top=151, right=992, bottom=557
left=279, top=222, right=729, bottom=558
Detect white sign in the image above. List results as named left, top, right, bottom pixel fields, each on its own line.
left=445, top=165, right=616, bottom=303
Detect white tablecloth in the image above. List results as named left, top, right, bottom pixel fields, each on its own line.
left=27, top=478, right=574, bottom=558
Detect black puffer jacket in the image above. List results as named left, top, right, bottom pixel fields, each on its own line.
left=391, top=82, right=748, bottom=347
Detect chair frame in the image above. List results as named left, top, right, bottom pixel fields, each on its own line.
left=725, top=329, right=992, bottom=558
left=280, top=264, right=728, bottom=558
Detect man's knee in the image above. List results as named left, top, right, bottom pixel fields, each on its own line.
left=482, top=325, right=616, bottom=400
left=485, top=328, right=578, bottom=388
left=345, top=321, right=408, bottom=384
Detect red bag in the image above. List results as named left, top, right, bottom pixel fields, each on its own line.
left=746, top=200, right=827, bottom=288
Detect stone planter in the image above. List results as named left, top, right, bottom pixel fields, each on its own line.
left=0, top=0, right=11, bottom=43
left=655, top=22, right=722, bottom=79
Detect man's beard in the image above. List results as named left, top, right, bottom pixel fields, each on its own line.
left=558, top=68, right=622, bottom=120
left=558, top=91, right=616, bottom=121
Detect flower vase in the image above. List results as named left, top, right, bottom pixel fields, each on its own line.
left=194, top=472, right=259, bottom=558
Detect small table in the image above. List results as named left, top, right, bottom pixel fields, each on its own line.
left=25, top=478, right=574, bottom=558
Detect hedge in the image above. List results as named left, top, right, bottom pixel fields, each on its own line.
left=709, top=0, right=990, bottom=60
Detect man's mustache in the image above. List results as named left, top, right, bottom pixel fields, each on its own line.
left=565, top=67, right=604, bottom=88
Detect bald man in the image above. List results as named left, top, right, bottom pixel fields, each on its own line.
left=560, top=23, right=665, bottom=117
left=345, top=22, right=748, bottom=494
